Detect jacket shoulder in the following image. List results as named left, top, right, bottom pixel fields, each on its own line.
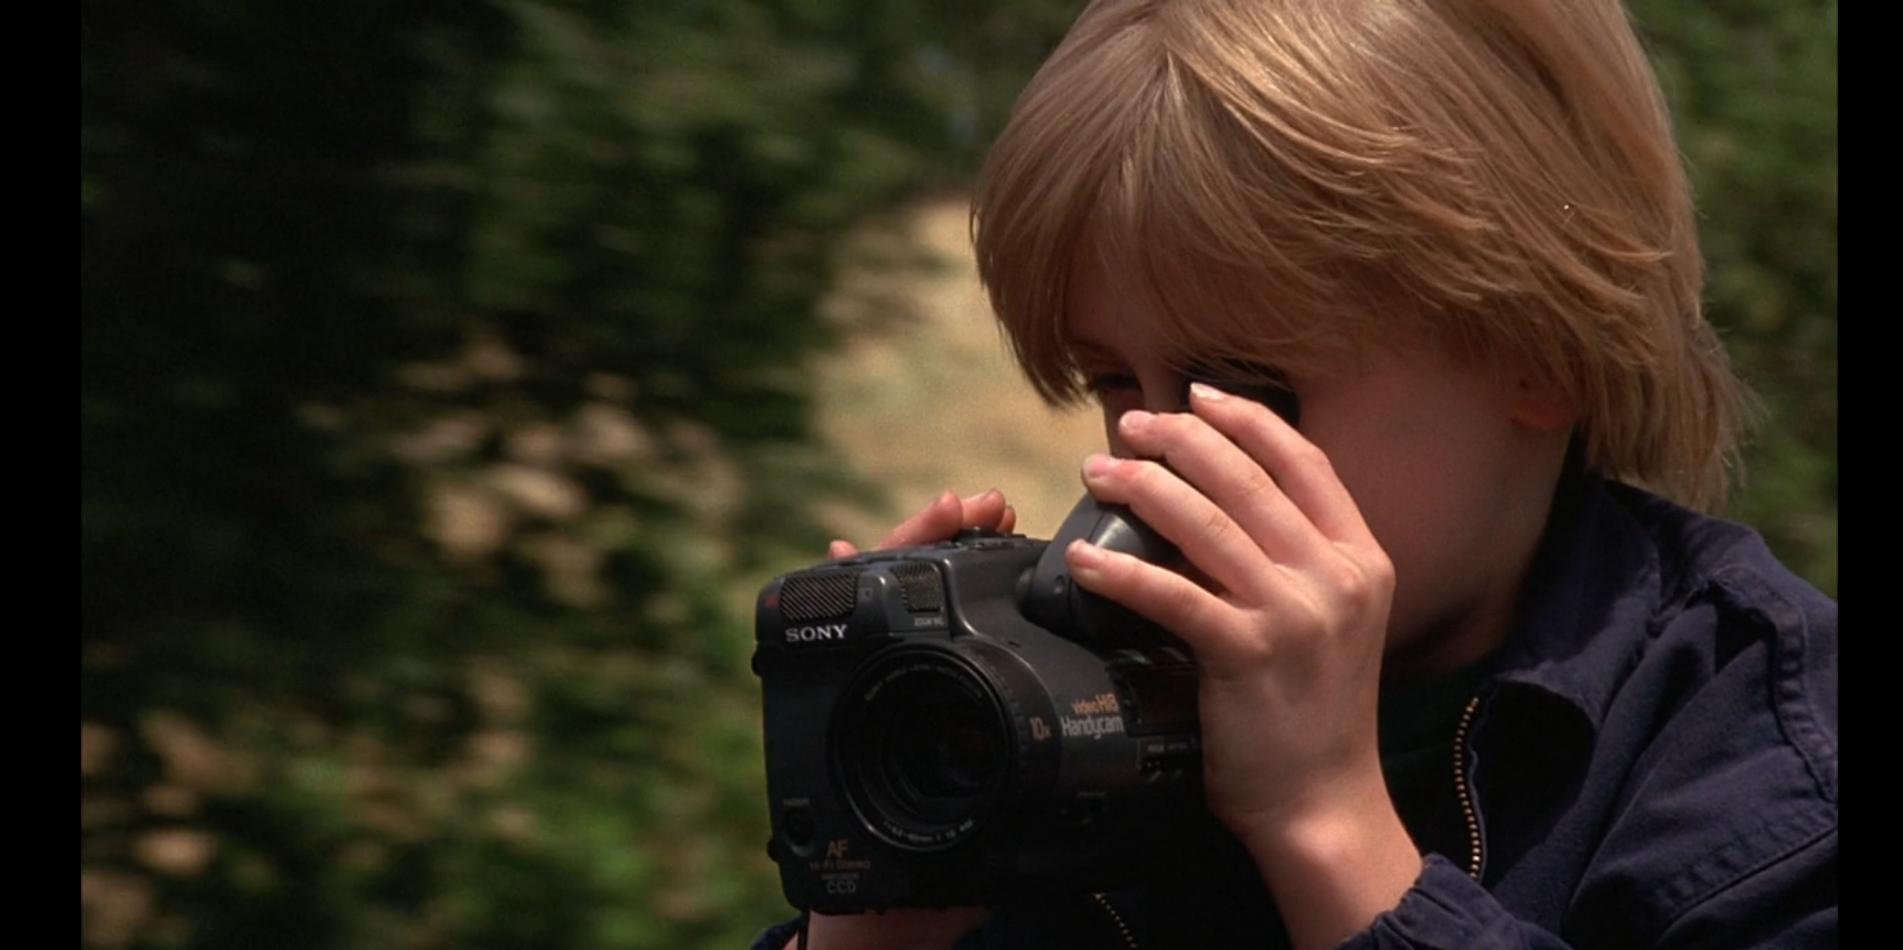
left=1569, top=486, right=1837, bottom=944
left=1611, top=483, right=1836, bottom=792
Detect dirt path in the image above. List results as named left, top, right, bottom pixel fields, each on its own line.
left=813, top=197, right=1103, bottom=546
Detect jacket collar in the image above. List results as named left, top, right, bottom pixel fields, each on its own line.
left=1485, top=452, right=1664, bottom=736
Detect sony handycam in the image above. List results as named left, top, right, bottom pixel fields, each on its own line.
left=752, top=496, right=1206, bottom=912
left=752, top=379, right=1298, bottom=913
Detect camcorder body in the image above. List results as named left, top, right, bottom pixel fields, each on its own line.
left=752, top=497, right=1233, bottom=913
left=753, top=377, right=1298, bottom=912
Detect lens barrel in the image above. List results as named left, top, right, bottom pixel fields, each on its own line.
left=832, top=649, right=1012, bottom=851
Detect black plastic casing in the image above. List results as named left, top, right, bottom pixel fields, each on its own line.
left=752, top=502, right=1224, bottom=913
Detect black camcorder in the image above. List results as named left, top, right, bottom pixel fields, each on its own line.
left=751, top=378, right=1298, bottom=913
left=752, top=495, right=1217, bottom=912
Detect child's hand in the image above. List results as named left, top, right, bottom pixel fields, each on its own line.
left=1067, top=382, right=1420, bottom=949
left=826, top=488, right=1016, bottom=560
left=782, top=906, right=992, bottom=950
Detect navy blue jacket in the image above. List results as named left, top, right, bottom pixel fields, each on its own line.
left=752, top=471, right=1838, bottom=949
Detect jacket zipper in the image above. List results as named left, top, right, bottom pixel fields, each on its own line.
left=1453, top=693, right=1488, bottom=880
left=1090, top=891, right=1140, bottom=950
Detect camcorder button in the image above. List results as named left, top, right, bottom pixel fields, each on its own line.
left=781, top=805, right=819, bottom=854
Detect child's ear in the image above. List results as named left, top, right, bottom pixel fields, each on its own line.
left=1509, top=378, right=1577, bottom=432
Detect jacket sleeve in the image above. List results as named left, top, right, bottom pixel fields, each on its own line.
left=1340, top=822, right=1836, bottom=950
left=1338, top=855, right=1572, bottom=949
left=749, top=917, right=800, bottom=950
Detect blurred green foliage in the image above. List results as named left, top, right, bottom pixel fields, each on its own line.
left=80, top=1, right=1834, bottom=948
left=1630, top=0, right=1838, bottom=595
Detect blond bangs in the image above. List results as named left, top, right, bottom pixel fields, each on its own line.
left=967, top=4, right=1151, bottom=407
left=972, top=0, right=1751, bottom=509
left=973, top=1, right=1413, bottom=404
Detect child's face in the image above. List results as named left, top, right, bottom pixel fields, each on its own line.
left=1063, top=267, right=1564, bottom=674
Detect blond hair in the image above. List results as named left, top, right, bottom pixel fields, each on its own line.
left=971, top=0, right=1751, bottom=509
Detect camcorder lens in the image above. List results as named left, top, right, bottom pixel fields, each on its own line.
left=889, top=685, right=1000, bottom=799
left=836, top=653, right=1010, bottom=850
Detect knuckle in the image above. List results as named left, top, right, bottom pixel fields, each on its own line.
left=1123, top=459, right=1163, bottom=491
left=1167, top=410, right=1208, bottom=437
left=1147, top=414, right=1205, bottom=464
left=1333, top=562, right=1372, bottom=601
left=1166, top=577, right=1205, bottom=621
left=1233, top=467, right=1277, bottom=507
left=1178, top=406, right=1219, bottom=429
left=1328, top=551, right=1393, bottom=606
left=1228, top=610, right=1277, bottom=666
left=1198, top=507, right=1233, bottom=544
left=1291, top=440, right=1332, bottom=472
left=1174, top=414, right=1223, bottom=456
left=1367, top=552, right=1397, bottom=592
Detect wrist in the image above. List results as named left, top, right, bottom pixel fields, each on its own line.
left=790, top=906, right=991, bottom=950
left=1235, top=777, right=1423, bottom=950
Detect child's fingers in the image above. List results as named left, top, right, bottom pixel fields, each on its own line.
left=876, top=490, right=964, bottom=549
left=1114, top=409, right=1326, bottom=568
left=959, top=488, right=1011, bottom=534
left=1064, top=539, right=1240, bottom=660
left=1189, top=384, right=1374, bottom=546
left=872, top=488, right=1011, bottom=550
left=1080, top=453, right=1279, bottom=602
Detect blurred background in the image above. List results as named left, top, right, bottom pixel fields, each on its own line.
left=80, top=2, right=1835, bottom=947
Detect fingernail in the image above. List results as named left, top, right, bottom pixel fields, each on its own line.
left=1120, top=410, right=1154, bottom=434
left=1083, top=453, right=1118, bottom=478
left=1189, top=382, right=1227, bottom=401
left=1066, top=539, right=1104, bottom=572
